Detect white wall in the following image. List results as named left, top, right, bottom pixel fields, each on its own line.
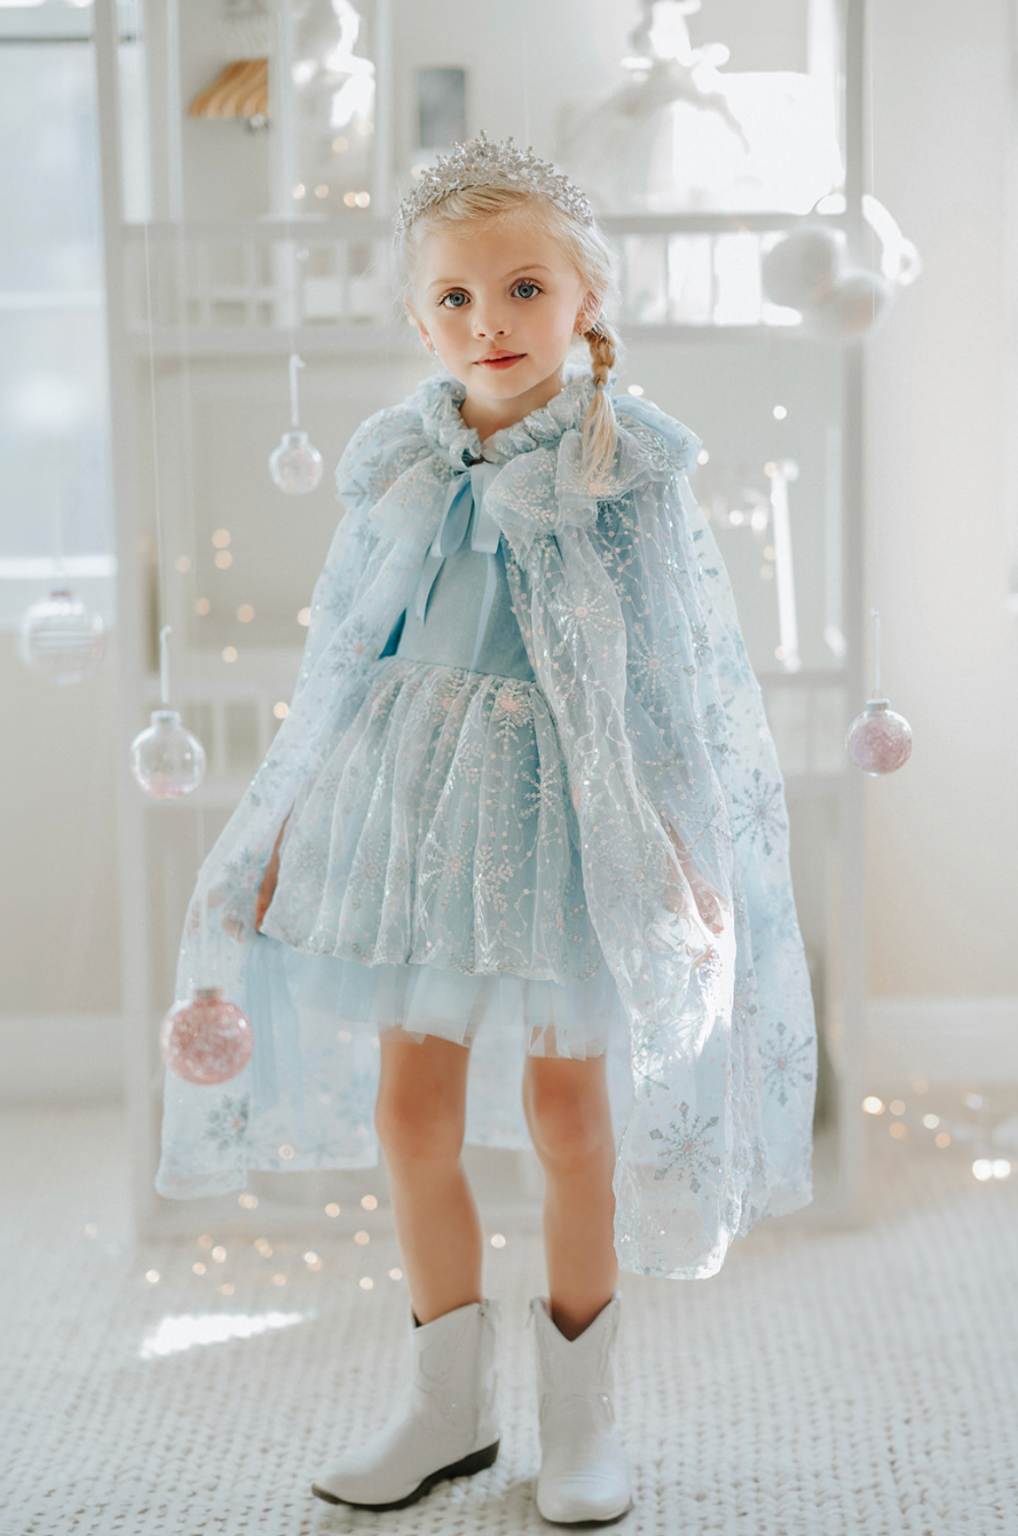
left=863, top=0, right=1018, bottom=1010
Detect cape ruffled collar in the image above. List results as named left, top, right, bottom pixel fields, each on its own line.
left=413, top=367, right=601, bottom=469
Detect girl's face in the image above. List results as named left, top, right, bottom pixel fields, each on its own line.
left=407, top=212, right=594, bottom=437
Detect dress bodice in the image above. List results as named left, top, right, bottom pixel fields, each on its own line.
left=379, top=458, right=535, bottom=683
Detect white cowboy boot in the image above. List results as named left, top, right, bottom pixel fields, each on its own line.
left=530, top=1293, right=633, bottom=1525
left=311, top=1297, right=501, bottom=1511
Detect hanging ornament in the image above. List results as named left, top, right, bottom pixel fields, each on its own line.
left=130, top=625, right=207, bottom=797
left=269, top=353, right=323, bottom=494
left=846, top=609, right=913, bottom=774
left=762, top=196, right=921, bottom=343
left=18, top=585, right=105, bottom=685
left=160, top=985, right=253, bottom=1084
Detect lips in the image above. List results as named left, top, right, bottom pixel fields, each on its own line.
left=476, top=352, right=524, bottom=369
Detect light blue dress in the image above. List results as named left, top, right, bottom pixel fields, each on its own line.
left=251, top=447, right=635, bottom=1149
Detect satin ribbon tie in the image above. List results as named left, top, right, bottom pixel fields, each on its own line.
left=413, top=461, right=502, bottom=646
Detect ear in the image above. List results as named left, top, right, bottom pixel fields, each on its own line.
left=576, top=291, right=601, bottom=333
left=405, top=299, right=434, bottom=353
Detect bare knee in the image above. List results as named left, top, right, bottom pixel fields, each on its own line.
left=523, top=1059, right=614, bottom=1175
left=374, top=1035, right=467, bottom=1168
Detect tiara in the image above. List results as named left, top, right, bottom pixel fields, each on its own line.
left=394, top=130, right=594, bottom=236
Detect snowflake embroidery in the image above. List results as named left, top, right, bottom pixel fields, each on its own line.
left=331, top=614, right=380, bottom=673
left=205, top=1094, right=250, bottom=1152
left=628, top=621, right=696, bottom=707
left=729, top=767, right=787, bottom=857
left=759, top=1021, right=815, bottom=1108
left=648, top=1101, right=721, bottom=1191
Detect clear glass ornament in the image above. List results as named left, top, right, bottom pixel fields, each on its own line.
left=846, top=698, right=914, bottom=775
left=160, top=986, right=253, bottom=1085
left=269, top=429, right=324, bottom=494
left=18, top=586, right=105, bottom=685
left=130, top=708, right=207, bottom=798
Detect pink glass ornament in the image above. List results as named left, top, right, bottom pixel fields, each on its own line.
left=269, top=429, right=324, bottom=494
left=18, top=586, right=105, bottom=684
left=846, top=698, right=913, bottom=775
left=130, top=708, right=207, bottom=797
left=160, top=986, right=254, bottom=1085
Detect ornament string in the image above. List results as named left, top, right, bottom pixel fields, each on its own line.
left=159, top=623, right=172, bottom=706
left=140, top=205, right=169, bottom=657
left=520, top=5, right=531, bottom=144
left=289, top=351, right=305, bottom=427
left=870, top=607, right=882, bottom=697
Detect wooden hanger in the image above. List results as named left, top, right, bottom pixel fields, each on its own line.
left=190, top=58, right=268, bottom=121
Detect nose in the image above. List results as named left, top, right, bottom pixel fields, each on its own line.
left=471, top=298, right=510, bottom=339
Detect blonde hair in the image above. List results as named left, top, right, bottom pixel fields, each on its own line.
left=393, top=185, right=622, bottom=489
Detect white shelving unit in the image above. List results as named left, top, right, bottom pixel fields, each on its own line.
left=94, top=0, right=870, bottom=1241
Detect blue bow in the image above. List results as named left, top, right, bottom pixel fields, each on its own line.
left=413, top=459, right=502, bottom=628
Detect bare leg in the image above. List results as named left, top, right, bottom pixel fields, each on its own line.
left=375, top=1031, right=483, bottom=1325
left=522, top=1051, right=618, bottom=1340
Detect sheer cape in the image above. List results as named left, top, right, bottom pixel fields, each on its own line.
left=157, top=368, right=817, bottom=1280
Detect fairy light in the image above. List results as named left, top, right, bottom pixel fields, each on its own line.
left=196, top=598, right=210, bottom=615
left=354, top=1231, right=370, bottom=1246
left=193, top=1262, right=206, bottom=1275
left=145, top=1270, right=160, bottom=1284
left=489, top=1233, right=506, bottom=1249
left=239, top=1193, right=258, bottom=1209
left=298, top=607, right=311, bottom=626
left=889, top=1100, right=905, bottom=1115
left=862, top=1096, right=884, bottom=1114
left=325, top=1203, right=340, bottom=1218
left=272, top=1274, right=287, bottom=1286
left=360, top=1195, right=378, bottom=1210
left=273, top=701, right=289, bottom=719
left=214, top=550, right=233, bottom=569
left=237, top=604, right=255, bottom=622
left=222, top=646, right=238, bottom=663
left=359, top=1277, right=374, bottom=1290
left=212, top=529, right=231, bottom=548
left=211, top=1246, right=227, bottom=1263
left=175, top=555, right=191, bottom=572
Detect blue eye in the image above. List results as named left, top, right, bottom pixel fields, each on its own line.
left=440, top=291, right=468, bottom=308
left=514, top=281, right=541, bottom=299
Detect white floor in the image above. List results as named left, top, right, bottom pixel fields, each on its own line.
left=2, top=1102, right=1017, bottom=1536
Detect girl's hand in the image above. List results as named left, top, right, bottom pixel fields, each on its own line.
left=255, top=815, right=290, bottom=932
left=661, top=818, right=727, bottom=935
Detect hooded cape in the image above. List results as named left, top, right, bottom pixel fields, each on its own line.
left=157, top=369, right=817, bottom=1280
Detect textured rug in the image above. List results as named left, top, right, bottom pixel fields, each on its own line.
left=1, top=1100, right=1017, bottom=1536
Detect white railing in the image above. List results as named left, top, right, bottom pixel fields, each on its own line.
left=123, top=211, right=827, bottom=349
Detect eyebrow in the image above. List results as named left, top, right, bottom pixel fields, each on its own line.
left=426, top=263, right=554, bottom=291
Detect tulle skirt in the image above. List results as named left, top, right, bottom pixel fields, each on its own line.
left=258, top=655, right=631, bottom=1062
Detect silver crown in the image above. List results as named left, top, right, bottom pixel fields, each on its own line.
left=394, top=130, right=594, bottom=236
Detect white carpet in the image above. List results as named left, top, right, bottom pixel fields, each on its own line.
left=1, top=1103, right=1017, bottom=1536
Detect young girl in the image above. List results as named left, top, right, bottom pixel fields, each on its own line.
left=157, top=133, right=817, bottom=1525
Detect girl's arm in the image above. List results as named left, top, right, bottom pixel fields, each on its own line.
left=254, top=811, right=291, bottom=932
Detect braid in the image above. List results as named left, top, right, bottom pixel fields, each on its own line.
left=580, top=318, right=619, bottom=490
